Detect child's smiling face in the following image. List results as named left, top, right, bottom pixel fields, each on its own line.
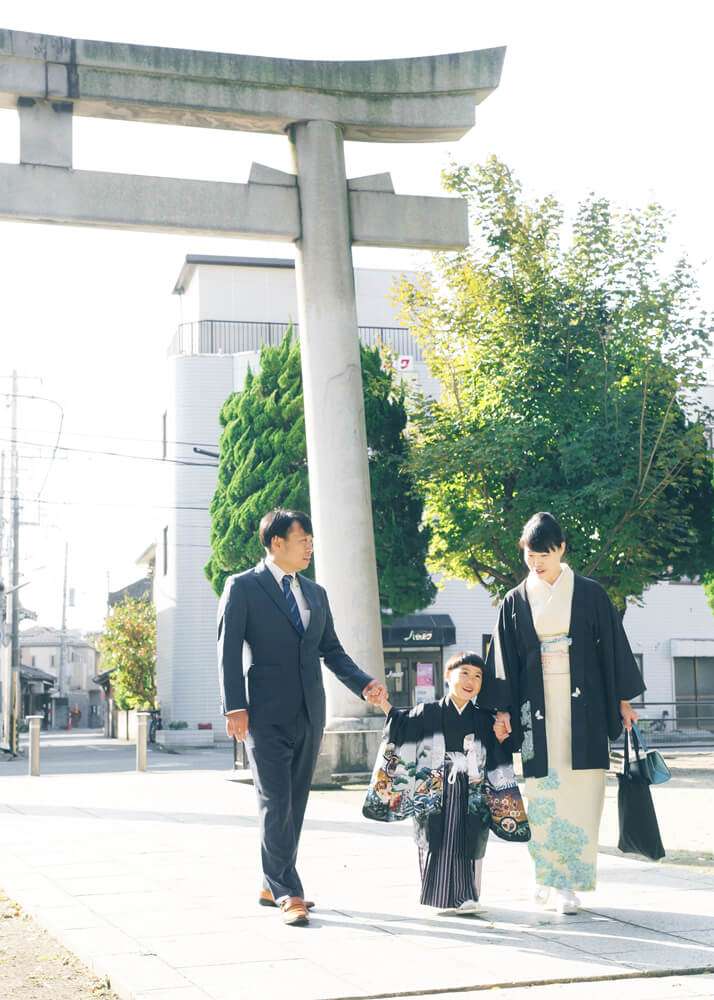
left=447, top=664, right=483, bottom=703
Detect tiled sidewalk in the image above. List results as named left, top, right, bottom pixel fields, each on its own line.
left=1, top=737, right=713, bottom=1000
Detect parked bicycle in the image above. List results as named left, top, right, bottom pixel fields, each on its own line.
left=148, top=708, right=163, bottom=744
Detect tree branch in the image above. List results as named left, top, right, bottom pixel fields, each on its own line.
left=638, top=388, right=678, bottom=497
left=638, top=371, right=649, bottom=486
left=467, top=555, right=515, bottom=589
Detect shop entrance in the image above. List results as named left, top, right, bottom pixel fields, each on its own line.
left=383, top=648, right=444, bottom=709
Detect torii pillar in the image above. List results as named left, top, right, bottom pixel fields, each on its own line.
left=0, top=31, right=505, bottom=754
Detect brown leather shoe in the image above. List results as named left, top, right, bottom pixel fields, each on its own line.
left=259, top=889, right=314, bottom=910
left=280, top=896, right=309, bottom=926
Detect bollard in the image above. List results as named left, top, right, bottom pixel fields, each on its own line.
left=27, top=715, right=43, bottom=776
left=136, top=712, right=151, bottom=772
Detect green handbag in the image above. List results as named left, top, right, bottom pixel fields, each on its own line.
left=627, top=722, right=671, bottom=785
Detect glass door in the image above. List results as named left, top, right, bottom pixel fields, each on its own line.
left=384, top=652, right=411, bottom=708
left=384, top=650, right=443, bottom=708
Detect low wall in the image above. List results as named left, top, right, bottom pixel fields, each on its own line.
left=112, top=708, right=138, bottom=741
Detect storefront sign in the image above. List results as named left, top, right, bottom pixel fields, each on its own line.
left=382, top=616, right=455, bottom=648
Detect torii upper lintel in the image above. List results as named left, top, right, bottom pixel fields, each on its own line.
left=0, top=29, right=505, bottom=141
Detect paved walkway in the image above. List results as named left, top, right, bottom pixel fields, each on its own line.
left=1, top=733, right=713, bottom=1000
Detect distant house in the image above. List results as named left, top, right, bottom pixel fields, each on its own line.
left=19, top=626, right=103, bottom=730
left=18, top=664, right=55, bottom=728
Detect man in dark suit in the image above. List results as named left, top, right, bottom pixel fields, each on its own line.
left=218, top=508, right=385, bottom=926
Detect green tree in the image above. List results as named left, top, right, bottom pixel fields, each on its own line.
left=205, top=329, right=435, bottom=616
left=99, top=597, right=156, bottom=710
left=396, top=156, right=714, bottom=610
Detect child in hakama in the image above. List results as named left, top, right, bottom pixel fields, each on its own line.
left=363, top=653, right=530, bottom=912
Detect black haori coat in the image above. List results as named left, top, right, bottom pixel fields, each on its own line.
left=481, top=574, right=646, bottom=779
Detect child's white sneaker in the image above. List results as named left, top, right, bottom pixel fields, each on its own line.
left=456, top=898, right=484, bottom=914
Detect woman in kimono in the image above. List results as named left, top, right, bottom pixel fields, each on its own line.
left=364, top=653, right=529, bottom=913
left=483, top=512, right=645, bottom=915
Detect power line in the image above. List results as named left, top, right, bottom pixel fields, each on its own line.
left=9, top=423, right=219, bottom=450
left=0, top=493, right=210, bottom=512
left=34, top=406, right=64, bottom=502
left=0, top=436, right=218, bottom=468
left=0, top=392, right=66, bottom=504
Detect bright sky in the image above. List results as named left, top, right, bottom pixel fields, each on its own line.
left=1, top=0, right=712, bottom=633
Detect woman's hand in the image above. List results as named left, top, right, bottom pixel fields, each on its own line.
left=620, top=700, right=638, bottom=731
left=493, top=711, right=511, bottom=743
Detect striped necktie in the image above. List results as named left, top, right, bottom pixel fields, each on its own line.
left=281, top=575, right=305, bottom=635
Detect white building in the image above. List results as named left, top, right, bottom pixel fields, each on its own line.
left=155, top=255, right=714, bottom=740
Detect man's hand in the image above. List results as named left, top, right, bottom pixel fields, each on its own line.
left=225, top=709, right=249, bottom=741
left=620, top=700, right=638, bottom=732
left=494, top=711, right=512, bottom=742
left=363, top=679, right=387, bottom=707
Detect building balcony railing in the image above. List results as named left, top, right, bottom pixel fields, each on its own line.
left=168, top=320, right=423, bottom=361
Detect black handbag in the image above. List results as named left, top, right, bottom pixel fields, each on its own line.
left=616, top=726, right=666, bottom=861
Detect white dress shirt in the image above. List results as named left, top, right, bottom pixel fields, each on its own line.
left=265, top=555, right=311, bottom=631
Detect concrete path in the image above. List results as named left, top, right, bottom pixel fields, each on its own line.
left=1, top=733, right=713, bottom=1000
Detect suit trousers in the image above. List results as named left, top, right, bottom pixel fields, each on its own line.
left=245, top=707, right=322, bottom=901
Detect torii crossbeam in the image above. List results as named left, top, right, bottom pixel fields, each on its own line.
left=0, top=30, right=505, bottom=730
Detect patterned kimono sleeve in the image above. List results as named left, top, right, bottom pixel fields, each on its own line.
left=483, top=722, right=531, bottom=843
left=385, top=705, right=425, bottom=746
left=362, top=705, right=424, bottom=823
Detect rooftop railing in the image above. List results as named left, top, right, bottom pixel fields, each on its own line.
left=168, top=320, right=423, bottom=361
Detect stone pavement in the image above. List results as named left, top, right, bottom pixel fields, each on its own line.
left=1, top=733, right=713, bottom=1000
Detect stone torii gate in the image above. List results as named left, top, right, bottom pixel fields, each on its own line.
left=0, top=30, right=505, bottom=746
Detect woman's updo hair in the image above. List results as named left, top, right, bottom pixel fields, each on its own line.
left=519, top=512, right=565, bottom=553
left=445, top=651, right=486, bottom=679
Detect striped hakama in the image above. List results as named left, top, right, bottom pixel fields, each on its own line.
left=418, top=761, right=483, bottom=908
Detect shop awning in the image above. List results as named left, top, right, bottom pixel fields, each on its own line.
left=382, top=614, right=456, bottom=647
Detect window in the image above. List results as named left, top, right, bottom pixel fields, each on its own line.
left=163, top=526, right=168, bottom=575
left=674, top=656, right=714, bottom=729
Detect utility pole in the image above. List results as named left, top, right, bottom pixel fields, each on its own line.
left=0, top=442, right=6, bottom=749
left=1, top=446, right=9, bottom=753
left=59, top=541, right=68, bottom=700
left=0, top=450, right=5, bottom=573
left=9, top=371, right=20, bottom=753
left=1, top=372, right=21, bottom=754
left=1, top=373, right=49, bottom=752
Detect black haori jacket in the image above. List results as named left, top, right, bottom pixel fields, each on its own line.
left=481, top=574, right=646, bottom=779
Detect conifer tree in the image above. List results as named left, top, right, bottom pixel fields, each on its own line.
left=205, top=328, right=435, bottom=617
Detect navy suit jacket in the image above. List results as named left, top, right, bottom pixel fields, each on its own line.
left=217, top=561, right=374, bottom=727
